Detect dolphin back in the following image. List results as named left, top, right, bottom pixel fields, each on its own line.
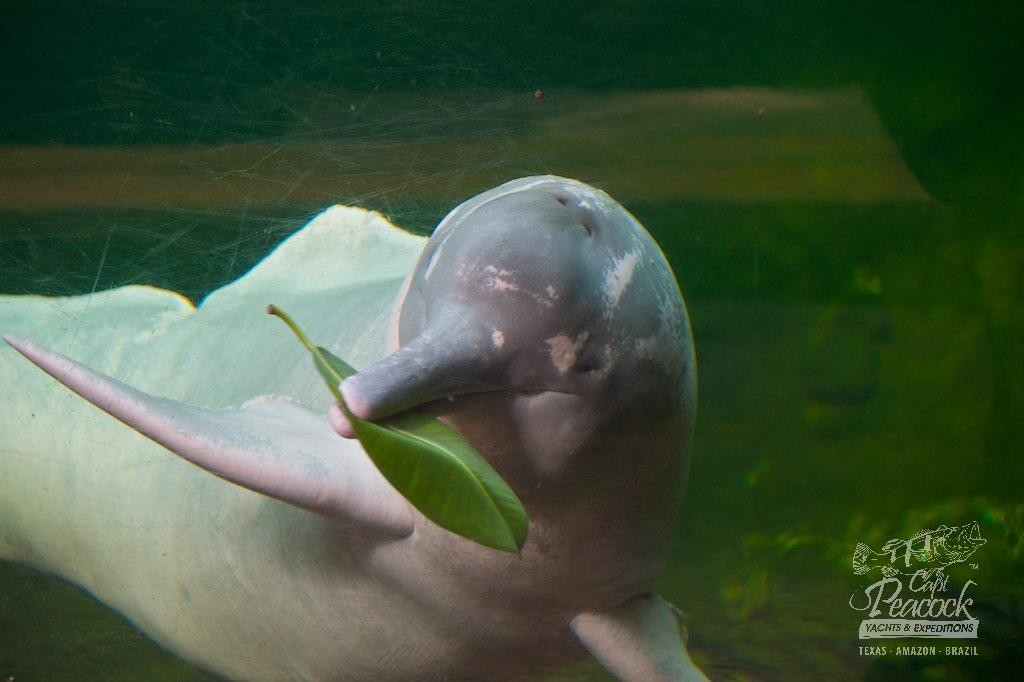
left=0, top=204, right=424, bottom=612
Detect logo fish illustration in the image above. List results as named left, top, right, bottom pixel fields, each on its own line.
left=852, top=522, right=985, bottom=578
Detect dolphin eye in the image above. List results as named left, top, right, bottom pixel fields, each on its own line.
left=575, top=348, right=608, bottom=374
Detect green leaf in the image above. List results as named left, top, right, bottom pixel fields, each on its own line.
left=267, top=304, right=528, bottom=553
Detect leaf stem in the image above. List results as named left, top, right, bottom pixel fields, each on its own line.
left=268, top=304, right=351, bottom=408
left=267, top=304, right=317, bottom=354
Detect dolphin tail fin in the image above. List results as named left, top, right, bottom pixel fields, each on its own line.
left=571, top=594, right=710, bottom=682
left=3, top=335, right=414, bottom=537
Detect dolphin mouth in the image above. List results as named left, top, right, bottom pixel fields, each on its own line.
left=354, top=385, right=583, bottom=420
left=331, top=382, right=580, bottom=440
left=340, top=376, right=585, bottom=425
left=435, top=385, right=583, bottom=405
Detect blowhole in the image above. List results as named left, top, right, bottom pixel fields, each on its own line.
left=554, top=195, right=568, bottom=206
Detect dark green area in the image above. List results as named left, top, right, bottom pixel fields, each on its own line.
left=2, top=1, right=848, bottom=144
left=1, top=1, right=1022, bottom=680
left=2, top=1, right=1022, bottom=203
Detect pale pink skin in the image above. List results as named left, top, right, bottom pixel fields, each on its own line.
left=0, top=177, right=706, bottom=681
left=329, top=382, right=379, bottom=439
left=328, top=402, right=357, bottom=438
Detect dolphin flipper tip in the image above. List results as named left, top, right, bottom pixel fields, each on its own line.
left=4, top=333, right=29, bottom=351
left=571, top=594, right=710, bottom=682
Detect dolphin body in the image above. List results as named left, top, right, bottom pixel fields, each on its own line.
left=0, top=177, right=706, bottom=681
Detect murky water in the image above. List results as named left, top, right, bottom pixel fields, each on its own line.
left=1, top=3, right=1021, bottom=680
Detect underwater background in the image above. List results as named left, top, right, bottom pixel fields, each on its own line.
left=0, top=2, right=1021, bottom=679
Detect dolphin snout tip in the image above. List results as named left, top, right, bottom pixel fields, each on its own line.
left=339, top=378, right=375, bottom=421
left=327, top=402, right=358, bottom=439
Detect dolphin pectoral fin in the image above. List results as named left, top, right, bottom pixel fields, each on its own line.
left=3, top=335, right=415, bottom=537
left=571, top=594, right=709, bottom=682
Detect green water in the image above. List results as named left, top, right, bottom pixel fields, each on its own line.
left=1, top=3, right=1021, bottom=680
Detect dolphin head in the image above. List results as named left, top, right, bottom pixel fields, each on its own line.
left=340, top=176, right=697, bottom=494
